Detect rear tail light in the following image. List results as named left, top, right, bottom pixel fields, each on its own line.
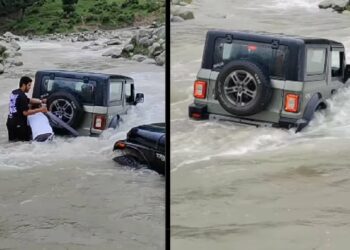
left=193, top=80, right=207, bottom=99
left=191, top=113, right=202, bottom=119
left=93, top=114, right=106, bottom=130
left=114, top=140, right=126, bottom=150
left=284, top=94, right=300, bottom=113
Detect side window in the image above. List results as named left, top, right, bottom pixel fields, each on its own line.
left=331, top=50, right=344, bottom=77
left=306, top=48, right=326, bottom=75
left=109, top=79, right=123, bottom=102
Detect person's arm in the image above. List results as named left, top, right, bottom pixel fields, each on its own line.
left=30, top=98, right=45, bottom=104
left=23, top=107, right=47, bottom=116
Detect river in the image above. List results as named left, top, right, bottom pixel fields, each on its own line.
left=0, top=38, right=165, bottom=249
left=171, top=0, right=350, bottom=249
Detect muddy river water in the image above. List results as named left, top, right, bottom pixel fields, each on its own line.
left=171, top=0, right=350, bottom=249
left=0, top=39, right=165, bottom=249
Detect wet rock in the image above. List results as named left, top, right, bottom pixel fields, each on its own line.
left=178, top=10, right=194, bottom=20
left=171, top=16, right=185, bottom=22
left=152, top=26, right=165, bottom=40
left=123, top=44, right=134, bottom=52
left=3, top=31, right=21, bottom=41
left=319, top=0, right=349, bottom=12
left=10, top=41, right=20, bottom=51
left=82, top=46, right=89, bottom=49
left=142, top=58, right=157, bottom=64
left=5, top=59, right=23, bottom=67
left=131, top=54, right=147, bottom=62
left=139, top=37, right=153, bottom=47
left=106, top=39, right=122, bottom=46
left=149, top=42, right=163, bottom=57
left=102, top=48, right=122, bottom=57
left=155, top=51, right=165, bottom=66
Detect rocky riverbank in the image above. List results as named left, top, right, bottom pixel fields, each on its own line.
left=171, top=0, right=195, bottom=23
left=319, top=0, right=350, bottom=13
left=0, top=23, right=165, bottom=75
left=0, top=32, right=23, bottom=74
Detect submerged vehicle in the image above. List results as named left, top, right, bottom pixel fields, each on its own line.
left=32, top=70, right=144, bottom=136
left=113, top=123, right=165, bottom=175
left=189, top=30, right=350, bottom=131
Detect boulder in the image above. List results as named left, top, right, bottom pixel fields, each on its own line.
left=123, top=44, right=134, bottom=52
left=142, top=58, right=157, bottom=64
left=3, top=31, right=20, bottom=41
left=139, top=37, right=153, bottom=47
left=148, top=42, right=163, bottom=57
left=5, top=59, right=23, bottom=67
left=172, top=7, right=194, bottom=20
left=10, top=41, right=20, bottom=51
left=319, top=0, right=349, bottom=11
left=155, top=51, right=165, bottom=66
left=171, top=16, right=185, bottom=22
left=102, top=48, right=123, bottom=57
left=131, top=54, right=147, bottom=62
left=332, top=0, right=349, bottom=11
left=106, top=39, right=122, bottom=46
left=152, top=26, right=166, bottom=40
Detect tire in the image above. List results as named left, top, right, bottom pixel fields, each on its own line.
left=47, top=91, right=84, bottom=129
left=215, top=60, right=272, bottom=116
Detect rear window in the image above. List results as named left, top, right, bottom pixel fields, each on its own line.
left=213, top=38, right=288, bottom=78
left=43, top=76, right=95, bottom=104
left=306, top=48, right=326, bottom=75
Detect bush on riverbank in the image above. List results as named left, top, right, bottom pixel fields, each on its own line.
left=0, top=0, right=165, bottom=35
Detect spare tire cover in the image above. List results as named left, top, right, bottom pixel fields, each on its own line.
left=47, top=91, right=84, bottom=129
left=215, top=60, right=272, bottom=116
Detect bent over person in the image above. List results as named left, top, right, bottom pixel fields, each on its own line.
left=27, top=104, right=53, bottom=142
left=6, top=76, right=47, bottom=142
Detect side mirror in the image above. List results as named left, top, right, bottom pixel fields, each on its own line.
left=344, top=64, right=350, bottom=83
left=134, top=93, right=144, bottom=105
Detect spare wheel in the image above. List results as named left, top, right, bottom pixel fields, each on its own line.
left=47, top=91, right=84, bottom=129
left=215, top=60, right=272, bottom=116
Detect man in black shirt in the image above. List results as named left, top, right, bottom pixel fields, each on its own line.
left=6, top=76, right=47, bottom=142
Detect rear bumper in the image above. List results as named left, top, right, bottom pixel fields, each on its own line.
left=189, top=103, right=303, bottom=129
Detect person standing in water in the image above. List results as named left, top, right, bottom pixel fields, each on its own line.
left=6, top=76, right=47, bottom=142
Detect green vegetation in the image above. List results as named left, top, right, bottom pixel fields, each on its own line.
left=0, top=0, right=165, bottom=35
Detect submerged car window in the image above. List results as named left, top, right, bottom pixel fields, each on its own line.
left=213, top=38, right=287, bottom=78
left=109, top=80, right=123, bottom=102
left=306, top=48, right=326, bottom=75
left=44, top=77, right=95, bottom=103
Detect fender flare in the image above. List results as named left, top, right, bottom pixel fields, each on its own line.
left=108, top=115, right=121, bottom=129
left=296, top=93, right=326, bottom=132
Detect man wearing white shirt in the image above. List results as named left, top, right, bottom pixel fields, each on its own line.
left=27, top=105, right=54, bottom=142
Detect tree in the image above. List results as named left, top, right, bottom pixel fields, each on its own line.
left=62, top=0, right=78, bottom=16
left=0, top=0, right=40, bottom=19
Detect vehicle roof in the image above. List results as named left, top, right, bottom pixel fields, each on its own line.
left=207, top=30, right=344, bottom=47
left=36, top=70, right=134, bottom=81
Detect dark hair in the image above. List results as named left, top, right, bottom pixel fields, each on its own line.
left=19, top=76, right=32, bottom=87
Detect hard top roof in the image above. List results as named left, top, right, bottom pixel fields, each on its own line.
left=207, top=30, right=344, bottom=47
left=36, top=70, right=133, bottom=81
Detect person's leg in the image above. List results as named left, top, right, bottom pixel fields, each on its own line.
left=34, top=133, right=53, bottom=142
left=16, top=124, right=31, bottom=141
left=6, top=118, right=17, bottom=141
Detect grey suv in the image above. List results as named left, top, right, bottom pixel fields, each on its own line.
left=32, top=70, right=144, bottom=136
left=189, top=30, right=350, bottom=131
